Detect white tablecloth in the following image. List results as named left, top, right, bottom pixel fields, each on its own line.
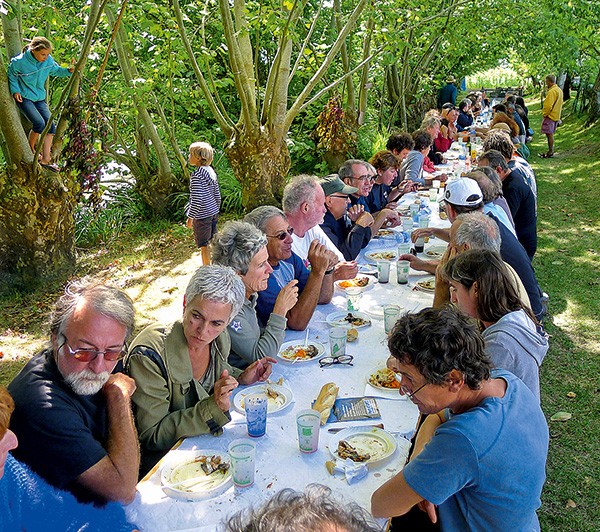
left=126, top=194, right=451, bottom=532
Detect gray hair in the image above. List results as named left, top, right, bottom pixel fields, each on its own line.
left=338, top=159, right=367, bottom=181
left=244, top=205, right=286, bottom=234
left=476, top=166, right=503, bottom=197
left=50, top=278, right=135, bottom=342
left=546, top=74, right=556, bottom=84
left=282, top=175, right=319, bottom=214
left=211, top=221, right=267, bottom=275
left=421, top=115, right=441, bottom=130
left=185, top=265, right=245, bottom=322
left=464, top=171, right=498, bottom=203
left=225, top=483, right=381, bottom=532
left=479, top=150, right=509, bottom=173
left=454, top=212, right=502, bottom=253
left=483, top=130, right=514, bottom=160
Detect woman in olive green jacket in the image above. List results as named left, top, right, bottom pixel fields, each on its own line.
left=125, top=265, right=275, bottom=475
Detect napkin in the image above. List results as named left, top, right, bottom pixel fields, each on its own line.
left=330, top=458, right=369, bottom=484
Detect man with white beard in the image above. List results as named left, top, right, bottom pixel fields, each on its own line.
left=8, top=280, right=140, bottom=505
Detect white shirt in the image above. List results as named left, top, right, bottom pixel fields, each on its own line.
left=291, top=225, right=344, bottom=262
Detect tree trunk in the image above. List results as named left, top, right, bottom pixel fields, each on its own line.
left=225, top=128, right=290, bottom=210
left=0, top=165, right=75, bottom=287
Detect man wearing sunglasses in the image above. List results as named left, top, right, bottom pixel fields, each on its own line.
left=8, top=279, right=139, bottom=505
left=339, top=159, right=401, bottom=233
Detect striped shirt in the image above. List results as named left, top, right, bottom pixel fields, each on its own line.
left=187, top=166, right=221, bottom=219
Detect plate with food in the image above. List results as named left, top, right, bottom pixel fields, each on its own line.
left=375, top=229, right=396, bottom=238
left=365, top=249, right=398, bottom=263
left=367, top=367, right=402, bottom=390
left=326, top=311, right=372, bottom=329
left=277, top=341, right=325, bottom=362
left=416, top=277, right=436, bottom=293
left=329, top=427, right=397, bottom=465
left=335, top=276, right=375, bottom=291
left=233, top=383, right=294, bottom=414
left=161, top=450, right=232, bottom=500
left=424, top=246, right=447, bottom=258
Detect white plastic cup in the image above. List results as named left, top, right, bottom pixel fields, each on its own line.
left=396, top=260, right=410, bottom=284
left=296, top=409, right=321, bottom=453
left=402, top=216, right=413, bottom=233
left=244, top=393, right=268, bottom=437
left=228, top=439, right=256, bottom=487
left=346, top=287, right=362, bottom=312
left=384, top=305, right=403, bottom=334
left=377, top=261, right=390, bottom=283
left=432, top=179, right=441, bottom=189
left=429, top=187, right=438, bottom=202
left=397, top=242, right=411, bottom=256
left=329, top=327, right=347, bottom=358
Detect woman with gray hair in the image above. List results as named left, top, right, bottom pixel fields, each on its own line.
left=125, top=265, right=275, bottom=475
left=212, top=221, right=298, bottom=369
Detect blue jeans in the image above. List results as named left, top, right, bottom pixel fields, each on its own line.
left=17, top=98, right=56, bottom=134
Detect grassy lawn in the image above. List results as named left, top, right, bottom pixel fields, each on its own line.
left=0, top=100, right=598, bottom=530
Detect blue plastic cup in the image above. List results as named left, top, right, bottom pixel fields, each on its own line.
left=245, top=393, right=268, bottom=437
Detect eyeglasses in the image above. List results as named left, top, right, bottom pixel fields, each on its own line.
left=266, top=227, right=294, bottom=240
left=329, top=194, right=349, bottom=200
left=399, top=381, right=428, bottom=399
left=60, top=336, right=127, bottom=362
left=354, top=175, right=376, bottom=183
left=319, top=355, right=354, bottom=368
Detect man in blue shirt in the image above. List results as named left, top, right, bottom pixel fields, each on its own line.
left=319, top=174, right=373, bottom=260
left=245, top=206, right=333, bottom=330
left=372, top=307, right=548, bottom=530
left=437, top=76, right=457, bottom=109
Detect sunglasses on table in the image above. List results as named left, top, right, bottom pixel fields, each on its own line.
left=60, top=336, right=127, bottom=362
left=319, top=355, right=354, bottom=368
left=266, top=227, right=294, bottom=240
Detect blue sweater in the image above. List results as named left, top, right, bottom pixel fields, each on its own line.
left=1, top=454, right=134, bottom=531
left=8, top=50, right=71, bottom=101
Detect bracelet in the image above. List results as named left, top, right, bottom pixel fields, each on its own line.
left=324, top=267, right=335, bottom=275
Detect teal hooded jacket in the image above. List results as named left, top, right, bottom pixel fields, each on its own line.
left=8, top=50, right=71, bottom=102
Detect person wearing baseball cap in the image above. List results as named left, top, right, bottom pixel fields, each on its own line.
left=319, top=174, right=373, bottom=261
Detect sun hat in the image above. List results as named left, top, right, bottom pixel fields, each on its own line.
left=319, top=174, right=358, bottom=196
left=443, top=178, right=483, bottom=207
left=445, top=75, right=456, bottom=83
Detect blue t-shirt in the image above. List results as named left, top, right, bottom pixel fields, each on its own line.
left=403, top=370, right=548, bottom=532
left=256, top=252, right=310, bottom=326
left=1, top=454, right=134, bottom=531
left=502, top=169, right=537, bottom=259
left=366, top=183, right=391, bottom=213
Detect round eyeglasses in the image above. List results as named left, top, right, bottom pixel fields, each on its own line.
left=60, top=336, right=127, bottom=362
left=319, top=355, right=354, bottom=368
left=266, top=227, right=294, bottom=240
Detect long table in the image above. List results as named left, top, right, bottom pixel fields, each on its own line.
left=126, top=194, right=450, bottom=532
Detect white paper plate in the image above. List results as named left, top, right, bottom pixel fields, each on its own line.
left=334, top=276, right=375, bottom=292
left=325, top=311, right=372, bottom=329
left=233, top=383, right=294, bottom=414
left=329, top=427, right=397, bottom=465
left=364, top=249, right=398, bottom=263
left=363, top=304, right=385, bottom=319
left=415, top=276, right=436, bottom=293
left=277, top=341, right=325, bottom=363
left=161, top=450, right=232, bottom=501
left=367, top=367, right=403, bottom=391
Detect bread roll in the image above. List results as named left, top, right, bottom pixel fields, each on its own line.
left=313, top=382, right=339, bottom=425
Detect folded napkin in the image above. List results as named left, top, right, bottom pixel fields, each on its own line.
left=329, top=458, right=369, bottom=484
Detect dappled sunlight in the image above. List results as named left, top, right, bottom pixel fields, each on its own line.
left=553, top=298, right=600, bottom=355
left=0, top=331, right=46, bottom=360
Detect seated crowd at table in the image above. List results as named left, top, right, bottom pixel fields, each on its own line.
left=3, top=95, right=550, bottom=531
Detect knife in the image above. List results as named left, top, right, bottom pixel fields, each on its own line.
left=328, top=423, right=384, bottom=434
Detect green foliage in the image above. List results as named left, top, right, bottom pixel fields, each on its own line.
left=467, top=65, right=525, bottom=90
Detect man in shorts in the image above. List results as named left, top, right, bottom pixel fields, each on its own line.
left=539, top=75, right=563, bottom=158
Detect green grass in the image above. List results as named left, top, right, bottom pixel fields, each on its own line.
left=528, top=99, right=600, bottom=530
left=0, top=101, right=599, bottom=529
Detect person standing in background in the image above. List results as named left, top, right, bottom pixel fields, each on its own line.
left=437, top=75, right=457, bottom=109
left=539, top=75, right=563, bottom=159
left=7, top=36, right=73, bottom=172
left=187, top=141, right=221, bottom=265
